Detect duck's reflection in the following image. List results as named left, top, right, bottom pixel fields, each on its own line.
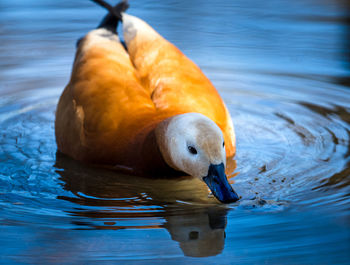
left=55, top=152, right=233, bottom=257
left=165, top=207, right=227, bottom=257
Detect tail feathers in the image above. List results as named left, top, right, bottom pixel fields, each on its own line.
left=92, top=0, right=129, bottom=33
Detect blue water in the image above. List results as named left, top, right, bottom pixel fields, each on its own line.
left=0, top=0, right=349, bottom=264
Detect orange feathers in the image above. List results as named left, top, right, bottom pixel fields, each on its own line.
left=55, top=14, right=235, bottom=175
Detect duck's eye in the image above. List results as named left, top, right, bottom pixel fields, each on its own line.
left=188, top=146, right=197, bottom=155
left=223, top=141, right=225, bottom=148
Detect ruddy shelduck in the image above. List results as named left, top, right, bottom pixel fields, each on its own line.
left=55, top=0, right=239, bottom=203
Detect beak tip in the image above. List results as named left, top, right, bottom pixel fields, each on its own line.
left=204, top=163, right=240, bottom=204
left=219, top=190, right=239, bottom=203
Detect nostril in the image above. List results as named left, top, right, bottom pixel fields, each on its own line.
left=213, top=177, right=219, bottom=184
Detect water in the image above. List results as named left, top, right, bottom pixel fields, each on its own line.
left=1, top=0, right=349, bottom=264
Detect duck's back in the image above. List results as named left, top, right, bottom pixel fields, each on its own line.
left=55, top=29, right=157, bottom=165
left=122, top=14, right=235, bottom=156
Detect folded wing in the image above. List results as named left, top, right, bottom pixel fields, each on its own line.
left=122, top=14, right=236, bottom=156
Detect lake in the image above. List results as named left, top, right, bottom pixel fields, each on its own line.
left=0, top=0, right=349, bottom=264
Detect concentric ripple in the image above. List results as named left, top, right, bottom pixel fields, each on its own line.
left=217, top=72, right=350, bottom=208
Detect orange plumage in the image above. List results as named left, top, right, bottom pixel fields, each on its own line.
left=55, top=11, right=235, bottom=176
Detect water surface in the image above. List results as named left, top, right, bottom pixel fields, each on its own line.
left=1, top=0, right=350, bottom=264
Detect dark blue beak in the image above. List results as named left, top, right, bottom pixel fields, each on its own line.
left=203, top=163, right=239, bottom=203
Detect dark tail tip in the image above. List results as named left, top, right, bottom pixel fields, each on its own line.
left=91, top=0, right=130, bottom=33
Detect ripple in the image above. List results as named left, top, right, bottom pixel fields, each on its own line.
left=0, top=80, right=349, bottom=229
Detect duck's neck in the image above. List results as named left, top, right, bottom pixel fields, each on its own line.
left=135, top=124, right=183, bottom=178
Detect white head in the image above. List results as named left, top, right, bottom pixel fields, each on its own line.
left=155, top=113, right=239, bottom=203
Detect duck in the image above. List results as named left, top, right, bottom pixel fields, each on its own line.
left=55, top=0, right=239, bottom=203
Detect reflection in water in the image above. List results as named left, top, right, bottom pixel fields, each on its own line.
left=165, top=207, right=227, bottom=257
left=55, top=153, right=229, bottom=257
